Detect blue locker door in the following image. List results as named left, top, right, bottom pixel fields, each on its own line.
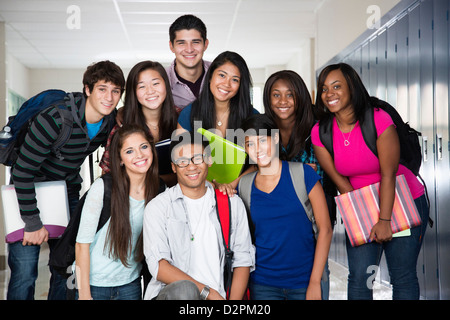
left=434, top=0, right=450, bottom=300
left=419, top=0, right=440, bottom=300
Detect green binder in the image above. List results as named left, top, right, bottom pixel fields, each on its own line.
left=197, top=128, right=247, bottom=184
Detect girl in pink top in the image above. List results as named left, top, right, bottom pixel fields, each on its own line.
left=311, top=63, right=428, bottom=300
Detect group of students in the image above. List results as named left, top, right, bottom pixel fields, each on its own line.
left=6, top=14, right=429, bottom=301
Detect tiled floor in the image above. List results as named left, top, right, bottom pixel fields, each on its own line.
left=0, top=242, right=392, bottom=300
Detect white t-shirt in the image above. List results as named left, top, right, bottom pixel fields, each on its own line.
left=183, top=188, right=224, bottom=297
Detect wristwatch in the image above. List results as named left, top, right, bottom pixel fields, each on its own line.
left=200, top=285, right=210, bottom=300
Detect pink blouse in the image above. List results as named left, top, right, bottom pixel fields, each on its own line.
left=311, top=108, right=424, bottom=199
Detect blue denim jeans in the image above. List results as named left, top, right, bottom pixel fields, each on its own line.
left=346, top=194, right=429, bottom=300
left=7, top=195, right=79, bottom=300
left=83, top=277, right=142, bottom=300
left=7, top=239, right=68, bottom=300
left=249, top=282, right=307, bottom=300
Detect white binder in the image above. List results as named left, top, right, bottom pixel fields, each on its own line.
left=1, top=180, right=70, bottom=243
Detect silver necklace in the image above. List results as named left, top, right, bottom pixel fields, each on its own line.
left=216, top=108, right=230, bottom=127
left=185, top=194, right=208, bottom=241
left=336, top=118, right=356, bottom=147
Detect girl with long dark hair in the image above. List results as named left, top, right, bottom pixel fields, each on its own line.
left=75, top=125, right=160, bottom=300
left=100, top=60, right=178, bottom=186
left=177, top=51, right=257, bottom=136
left=177, top=51, right=259, bottom=194
left=263, top=70, right=336, bottom=299
left=311, top=63, right=428, bottom=300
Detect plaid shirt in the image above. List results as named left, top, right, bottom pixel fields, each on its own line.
left=280, top=136, right=324, bottom=178
left=99, top=124, right=119, bottom=173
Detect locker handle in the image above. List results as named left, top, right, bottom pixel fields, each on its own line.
left=423, top=136, right=428, bottom=162
left=437, top=134, right=443, bottom=161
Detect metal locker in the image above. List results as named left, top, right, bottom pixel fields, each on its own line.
left=386, top=21, right=398, bottom=108
left=348, top=46, right=362, bottom=78
left=333, top=207, right=347, bottom=267
left=361, top=42, right=370, bottom=89
left=419, top=0, right=440, bottom=300
left=433, top=0, right=450, bottom=300
left=342, top=51, right=353, bottom=71
left=396, top=14, right=409, bottom=121
left=369, top=37, right=378, bottom=96
left=353, top=47, right=362, bottom=78
left=373, top=29, right=391, bottom=285
left=408, top=2, right=427, bottom=297
left=376, top=30, right=387, bottom=101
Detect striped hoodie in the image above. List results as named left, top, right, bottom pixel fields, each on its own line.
left=11, top=92, right=116, bottom=232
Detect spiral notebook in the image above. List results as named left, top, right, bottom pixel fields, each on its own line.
left=1, top=180, right=70, bottom=243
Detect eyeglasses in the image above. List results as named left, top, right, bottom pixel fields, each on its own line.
left=173, top=153, right=206, bottom=168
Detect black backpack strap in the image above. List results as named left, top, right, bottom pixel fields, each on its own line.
left=52, top=106, right=74, bottom=161
left=318, top=118, right=334, bottom=158
left=361, top=103, right=378, bottom=158
left=97, top=173, right=113, bottom=232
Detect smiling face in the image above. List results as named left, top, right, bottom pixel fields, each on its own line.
left=171, top=143, right=210, bottom=198
left=209, top=61, right=241, bottom=104
left=320, top=69, right=353, bottom=115
left=245, top=134, right=279, bottom=168
left=269, top=78, right=296, bottom=122
left=120, top=132, right=153, bottom=176
left=136, top=69, right=167, bottom=112
left=170, top=29, right=209, bottom=70
left=85, top=80, right=122, bottom=123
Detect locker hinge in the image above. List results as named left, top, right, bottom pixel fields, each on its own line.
left=406, top=37, right=409, bottom=46
left=395, top=44, right=397, bottom=53
left=418, top=29, right=421, bottom=39
left=432, top=19, right=434, bottom=30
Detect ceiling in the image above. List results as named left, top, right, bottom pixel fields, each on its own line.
left=0, top=0, right=324, bottom=70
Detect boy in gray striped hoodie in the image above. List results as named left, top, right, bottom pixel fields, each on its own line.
left=7, top=60, right=125, bottom=300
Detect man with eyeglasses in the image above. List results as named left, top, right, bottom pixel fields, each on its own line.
left=142, top=131, right=254, bottom=300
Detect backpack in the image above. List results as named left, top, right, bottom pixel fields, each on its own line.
left=49, top=174, right=167, bottom=279
left=318, top=97, right=423, bottom=176
left=49, top=173, right=113, bottom=278
left=237, top=161, right=317, bottom=243
left=318, top=98, right=432, bottom=227
left=237, top=162, right=328, bottom=285
left=214, top=189, right=249, bottom=300
left=0, top=89, right=75, bottom=166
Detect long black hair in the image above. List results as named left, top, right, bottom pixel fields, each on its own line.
left=107, top=124, right=159, bottom=266
left=315, top=63, right=372, bottom=126
left=189, top=51, right=253, bottom=131
left=123, top=60, right=178, bottom=140
left=263, top=70, right=315, bottom=160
